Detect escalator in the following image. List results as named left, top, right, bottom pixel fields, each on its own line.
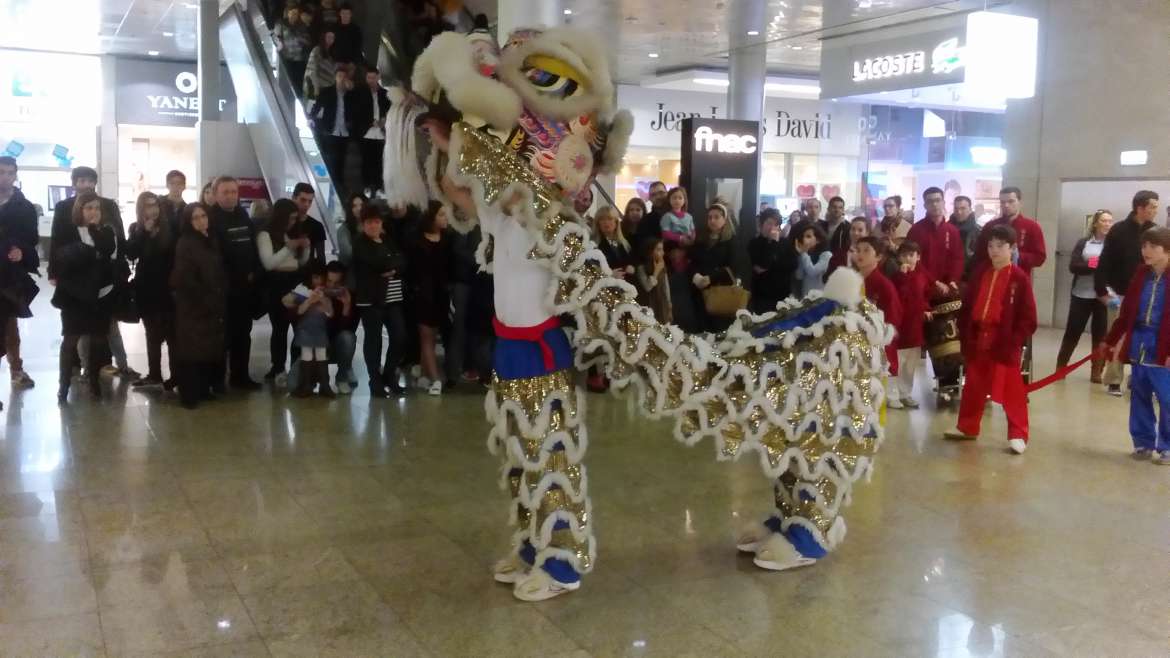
left=218, top=0, right=341, bottom=246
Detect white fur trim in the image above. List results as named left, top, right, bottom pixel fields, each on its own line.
left=597, top=110, right=633, bottom=175
left=822, top=267, right=864, bottom=308
left=497, top=27, right=616, bottom=123
left=413, top=32, right=523, bottom=130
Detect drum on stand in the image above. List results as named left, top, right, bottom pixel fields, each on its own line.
left=925, top=290, right=964, bottom=406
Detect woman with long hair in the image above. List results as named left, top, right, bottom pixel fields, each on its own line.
left=51, top=192, right=116, bottom=401
left=635, top=237, right=672, bottom=324
left=1057, top=209, right=1115, bottom=381
left=126, top=191, right=178, bottom=389
left=593, top=206, right=633, bottom=278
left=876, top=195, right=909, bottom=251
left=258, top=198, right=311, bottom=384
left=303, top=29, right=339, bottom=101
left=409, top=200, right=452, bottom=395
left=171, top=203, right=227, bottom=409
left=621, top=197, right=647, bottom=244
left=336, top=192, right=367, bottom=279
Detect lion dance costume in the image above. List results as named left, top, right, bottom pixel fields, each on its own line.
left=385, top=25, right=894, bottom=601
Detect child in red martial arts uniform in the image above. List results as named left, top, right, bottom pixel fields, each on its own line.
left=852, top=236, right=902, bottom=381
left=888, top=239, right=943, bottom=409
left=944, top=225, right=1038, bottom=454
left=1097, top=227, right=1170, bottom=463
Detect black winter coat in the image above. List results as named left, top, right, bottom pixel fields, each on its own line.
left=50, top=223, right=118, bottom=313
left=171, top=229, right=227, bottom=363
left=748, top=235, right=797, bottom=309
left=353, top=233, right=406, bottom=306
left=126, top=221, right=177, bottom=313
left=690, top=238, right=736, bottom=286
left=50, top=195, right=124, bottom=279
left=209, top=205, right=260, bottom=294
left=1096, top=214, right=1154, bottom=297
left=0, top=188, right=39, bottom=273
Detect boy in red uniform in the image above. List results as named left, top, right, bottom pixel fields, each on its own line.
left=1097, top=227, right=1170, bottom=463
left=852, top=236, right=902, bottom=380
left=888, top=240, right=937, bottom=409
left=945, top=225, right=1038, bottom=454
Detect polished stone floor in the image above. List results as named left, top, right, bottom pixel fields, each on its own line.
left=1, top=301, right=1167, bottom=656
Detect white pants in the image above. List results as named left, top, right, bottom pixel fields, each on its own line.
left=890, top=347, right=922, bottom=400
left=301, top=346, right=327, bottom=361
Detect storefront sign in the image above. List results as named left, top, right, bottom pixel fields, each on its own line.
left=821, top=25, right=967, bottom=98
left=115, top=59, right=237, bottom=127
left=0, top=50, right=102, bottom=125
left=694, top=126, right=757, bottom=154
left=618, top=85, right=861, bottom=156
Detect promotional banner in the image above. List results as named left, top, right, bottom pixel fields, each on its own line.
left=115, top=59, right=237, bottom=127
left=616, top=85, right=862, bottom=157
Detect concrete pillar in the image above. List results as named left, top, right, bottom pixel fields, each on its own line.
left=98, top=56, right=118, bottom=204
left=726, top=0, right=767, bottom=122
left=197, top=0, right=220, bottom=122
left=196, top=0, right=221, bottom=187
left=1001, top=0, right=1170, bottom=326
left=497, top=0, right=560, bottom=40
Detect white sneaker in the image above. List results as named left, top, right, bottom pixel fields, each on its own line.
left=512, top=568, right=580, bottom=602
left=428, top=380, right=443, bottom=396
left=886, top=396, right=904, bottom=409
left=752, top=534, right=818, bottom=572
left=1008, top=438, right=1028, bottom=454
left=492, top=554, right=530, bottom=584
left=274, top=372, right=288, bottom=389
left=416, top=376, right=431, bottom=391
left=735, top=521, right=770, bottom=553
left=336, top=380, right=352, bottom=395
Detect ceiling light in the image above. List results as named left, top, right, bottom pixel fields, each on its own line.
left=970, top=146, right=1007, bottom=166
left=147, top=50, right=160, bottom=56
left=563, top=8, right=572, bottom=15
left=163, top=31, right=174, bottom=37
left=747, top=30, right=759, bottom=36
left=693, top=77, right=730, bottom=87
left=789, top=45, right=803, bottom=50
left=648, top=52, right=659, bottom=58
left=764, top=82, right=820, bottom=94
left=1120, top=150, right=1148, bottom=166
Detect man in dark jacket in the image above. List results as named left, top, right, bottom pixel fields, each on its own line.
left=633, top=180, right=667, bottom=252
left=351, top=69, right=391, bottom=195
left=209, top=176, right=262, bottom=390
left=0, top=156, right=39, bottom=389
left=311, top=69, right=357, bottom=191
left=949, top=195, right=980, bottom=277
left=292, top=182, right=329, bottom=266
left=1096, top=190, right=1160, bottom=395
left=332, top=3, right=365, bottom=65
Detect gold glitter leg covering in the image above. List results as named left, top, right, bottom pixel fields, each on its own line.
left=486, top=369, right=594, bottom=579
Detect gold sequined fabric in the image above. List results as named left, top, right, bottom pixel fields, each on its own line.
left=487, top=368, right=593, bottom=574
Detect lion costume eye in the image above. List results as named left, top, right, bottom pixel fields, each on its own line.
left=522, top=54, right=585, bottom=99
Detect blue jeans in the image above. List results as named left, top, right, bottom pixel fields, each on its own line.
left=1130, top=364, right=1170, bottom=451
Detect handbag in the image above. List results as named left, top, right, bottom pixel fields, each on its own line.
left=701, top=267, right=750, bottom=317
left=111, top=282, right=140, bottom=324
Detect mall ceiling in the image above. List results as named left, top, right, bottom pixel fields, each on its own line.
left=0, top=0, right=1005, bottom=80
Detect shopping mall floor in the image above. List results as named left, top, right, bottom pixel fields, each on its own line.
left=1, top=304, right=1166, bottom=657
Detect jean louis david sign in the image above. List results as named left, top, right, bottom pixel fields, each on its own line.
left=616, top=85, right=861, bottom=157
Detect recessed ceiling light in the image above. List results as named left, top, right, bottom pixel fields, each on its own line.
left=563, top=8, right=572, bottom=15
left=163, top=31, right=174, bottom=37
left=747, top=30, right=759, bottom=36
left=648, top=52, right=659, bottom=58
left=791, top=45, right=803, bottom=50
left=147, top=50, right=160, bottom=56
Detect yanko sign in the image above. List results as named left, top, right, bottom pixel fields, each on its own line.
left=115, top=58, right=236, bottom=127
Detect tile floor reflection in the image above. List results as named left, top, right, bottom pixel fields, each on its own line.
left=0, top=309, right=1167, bottom=656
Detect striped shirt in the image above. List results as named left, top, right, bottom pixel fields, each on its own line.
left=384, top=277, right=403, bottom=304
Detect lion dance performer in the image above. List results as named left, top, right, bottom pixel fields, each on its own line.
left=385, top=25, right=894, bottom=601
